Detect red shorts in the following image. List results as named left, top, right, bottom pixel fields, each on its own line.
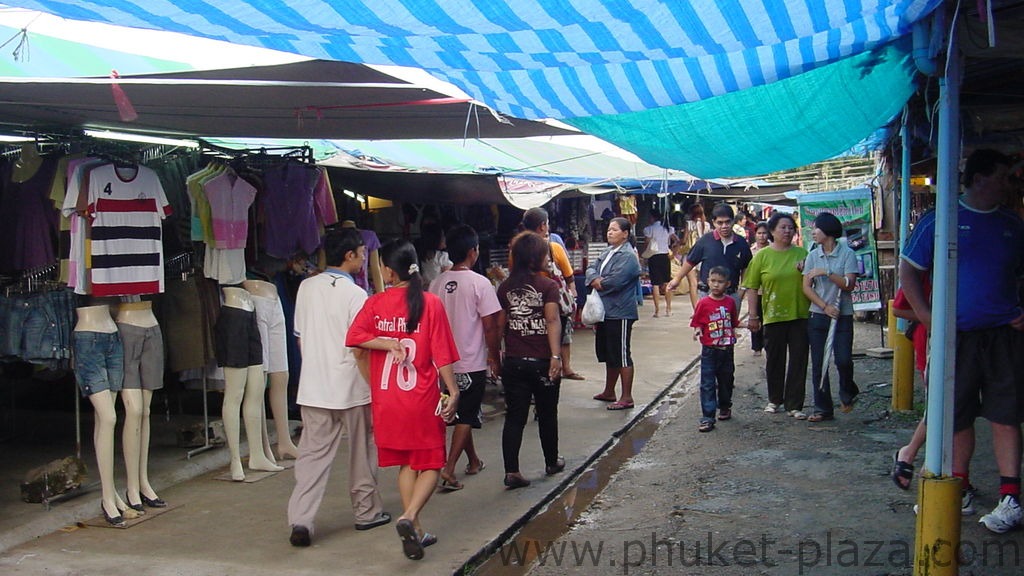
left=377, top=446, right=446, bottom=471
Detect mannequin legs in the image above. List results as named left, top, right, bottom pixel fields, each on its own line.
left=244, top=365, right=282, bottom=471
left=268, top=371, right=299, bottom=459
left=122, top=389, right=160, bottom=506
left=259, top=399, right=277, bottom=467
left=223, top=365, right=283, bottom=481
left=89, top=391, right=132, bottom=520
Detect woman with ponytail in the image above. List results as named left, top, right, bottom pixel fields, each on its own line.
left=347, top=239, right=461, bottom=561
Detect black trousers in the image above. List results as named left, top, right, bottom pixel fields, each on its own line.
left=763, top=319, right=809, bottom=411
left=501, top=357, right=560, bottom=473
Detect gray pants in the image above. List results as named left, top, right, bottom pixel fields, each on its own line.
left=287, top=404, right=383, bottom=531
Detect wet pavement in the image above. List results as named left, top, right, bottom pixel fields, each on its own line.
left=0, top=301, right=702, bottom=575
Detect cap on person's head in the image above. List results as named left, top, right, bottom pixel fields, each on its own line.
left=813, top=212, right=843, bottom=240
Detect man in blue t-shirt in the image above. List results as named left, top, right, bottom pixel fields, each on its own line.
left=667, top=203, right=752, bottom=313
left=901, top=148, right=1024, bottom=534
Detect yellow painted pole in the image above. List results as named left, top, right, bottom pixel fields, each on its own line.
left=914, top=474, right=961, bottom=575
left=889, top=300, right=914, bottom=411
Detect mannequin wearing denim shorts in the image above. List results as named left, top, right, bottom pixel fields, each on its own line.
left=243, top=279, right=298, bottom=460
left=220, top=287, right=282, bottom=481
left=74, top=305, right=136, bottom=526
left=117, top=301, right=167, bottom=511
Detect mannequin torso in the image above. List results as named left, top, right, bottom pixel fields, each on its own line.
left=117, top=301, right=159, bottom=328
left=242, top=279, right=278, bottom=300
left=223, top=287, right=254, bottom=311
left=75, top=305, right=118, bottom=333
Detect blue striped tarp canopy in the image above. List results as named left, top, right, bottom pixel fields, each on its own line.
left=568, top=36, right=919, bottom=177
left=4, top=0, right=942, bottom=120
left=1, top=1, right=942, bottom=177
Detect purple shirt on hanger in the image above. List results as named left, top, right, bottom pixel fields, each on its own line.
left=355, top=228, right=381, bottom=293
left=0, top=155, right=60, bottom=273
left=261, top=162, right=322, bottom=258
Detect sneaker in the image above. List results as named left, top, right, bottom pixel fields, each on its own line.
left=764, top=403, right=781, bottom=413
left=962, top=485, right=977, bottom=516
left=979, top=495, right=1022, bottom=533
left=789, top=410, right=808, bottom=420
left=717, top=408, right=732, bottom=421
left=913, top=486, right=978, bottom=516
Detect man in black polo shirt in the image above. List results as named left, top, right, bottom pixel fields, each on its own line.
left=667, top=203, right=753, bottom=313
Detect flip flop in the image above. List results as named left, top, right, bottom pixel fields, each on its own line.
left=606, top=401, right=635, bottom=411
left=464, top=460, right=486, bottom=475
left=592, top=394, right=616, bottom=402
left=396, top=519, right=424, bottom=560
left=438, top=476, right=464, bottom=492
left=891, top=449, right=914, bottom=491
left=562, top=372, right=586, bottom=380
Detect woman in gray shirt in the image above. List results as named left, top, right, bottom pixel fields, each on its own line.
left=801, top=212, right=859, bottom=422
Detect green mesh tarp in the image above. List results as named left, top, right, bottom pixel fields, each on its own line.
left=566, top=38, right=916, bottom=179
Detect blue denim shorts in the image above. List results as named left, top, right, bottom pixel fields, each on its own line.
left=73, top=331, right=124, bottom=397
left=0, top=295, right=30, bottom=357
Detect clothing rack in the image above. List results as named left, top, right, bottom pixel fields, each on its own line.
left=1, top=261, right=60, bottom=295
left=161, top=251, right=217, bottom=458
left=197, top=140, right=315, bottom=167
left=165, top=251, right=195, bottom=281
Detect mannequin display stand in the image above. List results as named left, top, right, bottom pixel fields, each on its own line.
left=116, top=300, right=167, bottom=512
left=218, top=287, right=283, bottom=481
left=242, top=279, right=299, bottom=460
left=73, top=305, right=138, bottom=527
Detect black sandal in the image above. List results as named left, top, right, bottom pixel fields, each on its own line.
left=396, top=519, right=424, bottom=560
left=891, top=449, right=914, bottom=491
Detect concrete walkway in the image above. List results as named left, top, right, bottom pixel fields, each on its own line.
left=525, top=319, right=1024, bottom=576
left=0, top=301, right=701, bottom=575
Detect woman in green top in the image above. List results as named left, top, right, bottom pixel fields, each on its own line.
left=743, top=213, right=811, bottom=419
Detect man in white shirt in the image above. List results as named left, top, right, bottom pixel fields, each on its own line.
left=287, top=229, right=390, bottom=547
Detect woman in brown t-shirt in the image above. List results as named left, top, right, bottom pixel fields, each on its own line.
left=496, top=231, right=566, bottom=489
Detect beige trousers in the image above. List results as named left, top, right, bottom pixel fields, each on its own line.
left=287, top=404, right=383, bottom=531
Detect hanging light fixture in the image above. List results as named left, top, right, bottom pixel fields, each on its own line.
left=83, top=129, right=199, bottom=148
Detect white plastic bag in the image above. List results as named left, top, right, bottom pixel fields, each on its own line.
left=581, top=291, right=605, bottom=326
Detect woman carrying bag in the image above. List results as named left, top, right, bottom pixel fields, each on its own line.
left=586, top=217, right=642, bottom=411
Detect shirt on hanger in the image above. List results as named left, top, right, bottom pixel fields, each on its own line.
left=86, top=163, right=171, bottom=296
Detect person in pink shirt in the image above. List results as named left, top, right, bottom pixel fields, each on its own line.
left=428, top=225, right=502, bottom=491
